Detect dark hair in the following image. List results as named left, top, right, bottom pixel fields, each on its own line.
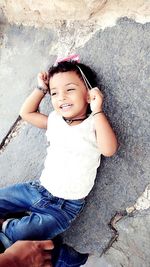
left=48, top=61, right=98, bottom=89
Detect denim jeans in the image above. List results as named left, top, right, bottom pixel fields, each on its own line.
left=0, top=181, right=85, bottom=243
left=52, top=244, right=88, bottom=267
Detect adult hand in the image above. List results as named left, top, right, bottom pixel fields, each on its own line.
left=4, top=240, right=54, bottom=267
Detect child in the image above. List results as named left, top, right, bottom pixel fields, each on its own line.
left=0, top=55, right=118, bottom=244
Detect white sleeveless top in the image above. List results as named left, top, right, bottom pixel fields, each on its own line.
left=40, top=111, right=101, bottom=199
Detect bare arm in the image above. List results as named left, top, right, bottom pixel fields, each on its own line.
left=19, top=72, right=49, bottom=129
left=19, top=89, right=48, bottom=129
left=89, top=88, right=118, bottom=156
left=93, top=112, right=118, bottom=156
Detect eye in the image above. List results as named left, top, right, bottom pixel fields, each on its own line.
left=51, top=92, right=57, bottom=96
left=67, top=88, right=75, bottom=92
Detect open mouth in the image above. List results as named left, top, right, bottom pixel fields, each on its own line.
left=60, top=104, right=73, bottom=111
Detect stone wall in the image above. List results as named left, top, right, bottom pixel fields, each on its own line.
left=1, top=0, right=150, bottom=27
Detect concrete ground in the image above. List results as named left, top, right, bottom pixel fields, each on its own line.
left=0, top=12, right=150, bottom=266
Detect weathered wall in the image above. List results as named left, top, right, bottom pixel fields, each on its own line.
left=0, top=1, right=150, bottom=266
left=1, top=0, right=150, bottom=27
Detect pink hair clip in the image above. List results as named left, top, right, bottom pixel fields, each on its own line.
left=54, top=54, right=80, bottom=66
left=53, top=54, right=92, bottom=90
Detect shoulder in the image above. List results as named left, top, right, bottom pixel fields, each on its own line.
left=48, top=110, right=56, bottom=118
left=47, top=111, right=63, bottom=127
left=48, top=110, right=59, bottom=121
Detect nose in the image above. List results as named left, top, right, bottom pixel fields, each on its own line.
left=58, top=91, right=66, bottom=101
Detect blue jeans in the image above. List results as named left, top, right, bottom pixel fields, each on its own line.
left=0, top=181, right=85, bottom=243
left=52, top=244, right=88, bottom=267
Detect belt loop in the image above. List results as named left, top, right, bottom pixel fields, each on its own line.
left=58, top=198, right=64, bottom=207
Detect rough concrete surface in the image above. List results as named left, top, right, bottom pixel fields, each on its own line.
left=0, top=11, right=150, bottom=266
left=98, top=210, right=150, bottom=267
left=1, top=0, right=150, bottom=27
left=0, top=22, right=56, bottom=142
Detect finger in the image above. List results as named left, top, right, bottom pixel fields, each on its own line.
left=44, top=262, right=53, bottom=267
left=89, top=91, right=97, bottom=99
left=44, top=72, right=47, bottom=80
left=43, top=259, right=53, bottom=267
left=92, top=87, right=99, bottom=91
left=99, top=90, right=104, bottom=97
left=41, top=74, right=45, bottom=80
left=38, top=73, right=43, bottom=79
left=91, top=89, right=103, bottom=98
left=43, top=252, right=52, bottom=261
left=91, top=87, right=102, bottom=93
left=43, top=250, right=53, bottom=258
left=45, top=72, right=50, bottom=84
left=39, top=240, right=54, bottom=250
left=47, top=72, right=50, bottom=80
left=39, top=72, right=45, bottom=79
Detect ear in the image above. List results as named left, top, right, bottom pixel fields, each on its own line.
left=86, top=90, right=91, bottom=103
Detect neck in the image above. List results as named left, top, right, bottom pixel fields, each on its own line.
left=63, top=114, right=88, bottom=125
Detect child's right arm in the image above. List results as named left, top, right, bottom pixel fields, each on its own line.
left=19, top=72, right=49, bottom=129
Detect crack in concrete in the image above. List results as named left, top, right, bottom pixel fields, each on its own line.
left=0, top=116, right=25, bottom=154
left=101, top=184, right=150, bottom=257
left=101, top=210, right=128, bottom=256
left=88, top=0, right=108, bottom=20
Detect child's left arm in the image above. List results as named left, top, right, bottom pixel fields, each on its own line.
left=89, top=88, right=118, bottom=157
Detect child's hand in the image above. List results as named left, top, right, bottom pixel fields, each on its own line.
left=89, top=87, right=104, bottom=112
left=37, top=72, right=49, bottom=89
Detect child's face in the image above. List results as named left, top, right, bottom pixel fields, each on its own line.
left=49, top=71, right=89, bottom=118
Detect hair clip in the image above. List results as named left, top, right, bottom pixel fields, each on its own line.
left=53, top=54, right=92, bottom=90
left=53, top=54, right=80, bottom=66
left=76, top=65, right=92, bottom=90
